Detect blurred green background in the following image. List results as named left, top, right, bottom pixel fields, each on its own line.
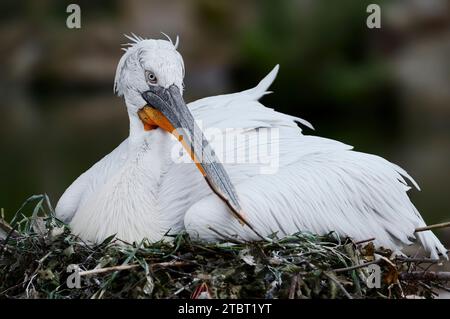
left=0, top=0, right=449, bottom=242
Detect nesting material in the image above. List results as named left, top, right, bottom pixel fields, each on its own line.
left=0, top=195, right=448, bottom=299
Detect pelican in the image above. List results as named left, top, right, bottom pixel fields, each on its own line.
left=55, top=35, right=447, bottom=259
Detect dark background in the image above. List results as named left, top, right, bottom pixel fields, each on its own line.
left=0, top=0, right=449, bottom=243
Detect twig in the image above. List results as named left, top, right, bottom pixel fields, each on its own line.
left=79, top=261, right=190, bottom=276
left=25, top=274, right=38, bottom=298
left=306, top=259, right=353, bottom=299
left=400, top=271, right=450, bottom=281
left=354, top=238, right=375, bottom=245
left=415, top=222, right=450, bottom=233
left=324, top=272, right=353, bottom=299
left=418, top=281, right=439, bottom=297
left=79, top=264, right=139, bottom=276
left=435, top=283, right=450, bottom=293
left=151, top=261, right=191, bottom=269
left=395, top=257, right=440, bottom=264
left=0, top=219, right=18, bottom=240
left=207, top=226, right=243, bottom=245
left=288, top=274, right=299, bottom=299
left=376, top=254, right=397, bottom=269
left=333, top=260, right=380, bottom=273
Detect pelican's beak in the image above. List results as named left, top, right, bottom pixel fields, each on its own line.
left=138, top=85, right=249, bottom=226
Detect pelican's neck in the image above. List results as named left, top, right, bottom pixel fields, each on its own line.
left=126, top=101, right=149, bottom=149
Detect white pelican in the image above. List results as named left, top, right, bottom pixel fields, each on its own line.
left=55, top=35, right=447, bottom=259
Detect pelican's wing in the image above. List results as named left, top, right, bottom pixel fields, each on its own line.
left=55, top=139, right=129, bottom=223
left=189, top=65, right=313, bottom=132
left=188, top=65, right=352, bottom=182
left=185, top=66, right=447, bottom=259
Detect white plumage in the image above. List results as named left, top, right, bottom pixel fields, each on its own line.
left=55, top=36, right=447, bottom=259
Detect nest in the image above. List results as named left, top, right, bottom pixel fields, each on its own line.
left=0, top=195, right=449, bottom=299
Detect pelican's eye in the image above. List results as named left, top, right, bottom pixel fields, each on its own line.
left=145, top=70, right=157, bottom=85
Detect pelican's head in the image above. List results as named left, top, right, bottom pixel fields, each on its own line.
left=114, top=34, right=184, bottom=115
left=114, top=33, right=194, bottom=145
left=113, top=34, right=248, bottom=226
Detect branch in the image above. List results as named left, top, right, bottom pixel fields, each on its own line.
left=395, top=257, right=440, bottom=264
left=333, top=260, right=380, bottom=273
left=415, top=222, right=450, bottom=233
left=79, top=264, right=139, bottom=276
left=207, top=226, right=243, bottom=245
left=400, top=271, right=450, bottom=281
left=79, top=261, right=191, bottom=276
left=354, top=238, right=375, bottom=245
left=307, top=260, right=353, bottom=299
left=324, top=272, right=353, bottom=299
left=288, top=274, right=300, bottom=299
left=0, top=219, right=18, bottom=241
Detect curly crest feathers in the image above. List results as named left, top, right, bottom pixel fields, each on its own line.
left=114, top=33, right=184, bottom=97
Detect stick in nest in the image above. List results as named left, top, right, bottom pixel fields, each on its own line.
left=400, top=271, right=450, bottom=282
left=79, top=261, right=191, bottom=276
left=333, top=260, right=381, bottom=273
left=415, top=222, right=450, bottom=233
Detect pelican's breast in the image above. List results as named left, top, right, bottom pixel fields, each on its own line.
left=69, top=130, right=186, bottom=243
